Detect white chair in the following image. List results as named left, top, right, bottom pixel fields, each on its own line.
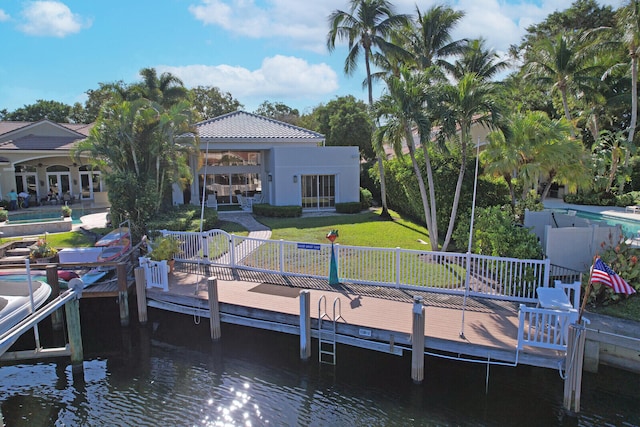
left=206, top=196, right=218, bottom=210
left=237, top=195, right=252, bottom=211
left=252, top=194, right=263, bottom=204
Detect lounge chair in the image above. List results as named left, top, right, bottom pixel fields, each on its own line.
left=626, top=205, right=640, bottom=214
left=236, top=194, right=252, bottom=211
left=206, top=196, right=218, bottom=210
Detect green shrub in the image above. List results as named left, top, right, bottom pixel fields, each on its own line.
left=514, top=190, right=544, bottom=223
left=359, top=187, right=372, bottom=210
left=61, top=205, right=72, bottom=217
left=253, top=204, right=302, bottom=217
left=0, top=209, right=7, bottom=222
left=146, top=205, right=218, bottom=232
left=0, top=200, right=8, bottom=210
left=453, top=205, right=543, bottom=259
left=335, top=202, right=362, bottom=214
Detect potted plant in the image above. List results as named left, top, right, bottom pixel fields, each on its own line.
left=148, top=235, right=180, bottom=273
left=61, top=205, right=72, bottom=218
left=30, top=234, right=58, bottom=263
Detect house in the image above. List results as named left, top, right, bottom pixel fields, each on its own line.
left=0, top=120, right=106, bottom=205
left=178, top=111, right=360, bottom=210
left=0, top=112, right=360, bottom=211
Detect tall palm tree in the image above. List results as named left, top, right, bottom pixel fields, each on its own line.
left=374, top=68, right=439, bottom=249
left=327, top=0, right=409, bottom=219
left=446, top=38, right=510, bottom=81
left=618, top=0, right=640, bottom=147
left=437, top=73, right=501, bottom=251
left=524, top=32, right=601, bottom=137
left=402, top=4, right=466, bottom=73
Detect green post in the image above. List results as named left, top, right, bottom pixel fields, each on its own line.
left=327, top=229, right=339, bottom=285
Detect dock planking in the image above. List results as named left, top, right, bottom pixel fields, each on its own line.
left=146, top=265, right=565, bottom=370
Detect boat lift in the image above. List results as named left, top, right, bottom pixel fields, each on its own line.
left=0, top=278, right=84, bottom=371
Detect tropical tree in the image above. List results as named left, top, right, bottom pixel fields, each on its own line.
left=437, top=73, right=502, bottom=251
left=374, top=68, right=439, bottom=249
left=254, top=101, right=300, bottom=125
left=327, top=0, right=409, bottom=219
left=446, top=38, right=510, bottom=81
left=190, top=86, right=243, bottom=120
left=3, top=99, right=72, bottom=122
left=524, top=32, right=602, bottom=137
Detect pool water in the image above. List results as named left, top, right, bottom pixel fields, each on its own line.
left=572, top=210, right=640, bottom=238
left=7, top=211, right=83, bottom=225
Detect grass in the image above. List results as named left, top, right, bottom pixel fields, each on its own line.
left=592, top=297, right=640, bottom=321
left=256, top=209, right=432, bottom=250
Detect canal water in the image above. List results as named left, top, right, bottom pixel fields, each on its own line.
left=1, top=301, right=639, bottom=427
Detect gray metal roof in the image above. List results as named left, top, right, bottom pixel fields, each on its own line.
left=0, top=135, right=80, bottom=150
left=194, top=111, right=324, bottom=141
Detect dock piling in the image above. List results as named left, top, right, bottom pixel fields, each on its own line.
left=65, top=279, right=84, bottom=373
left=46, top=265, right=63, bottom=331
left=117, top=263, right=129, bottom=327
left=563, top=323, right=586, bottom=412
left=299, top=290, right=311, bottom=360
left=411, top=296, right=425, bottom=384
left=207, top=277, right=221, bottom=341
left=134, top=267, right=147, bottom=324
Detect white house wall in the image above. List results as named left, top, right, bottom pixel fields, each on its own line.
left=269, top=146, right=360, bottom=207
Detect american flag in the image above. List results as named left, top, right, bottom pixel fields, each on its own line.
left=591, top=258, right=636, bottom=295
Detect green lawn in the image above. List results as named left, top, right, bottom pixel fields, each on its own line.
left=256, top=209, right=432, bottom=250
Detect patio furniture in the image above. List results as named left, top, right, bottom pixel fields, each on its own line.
left=626, top=205, right=640, bottom=213
left=236, top=195, right=252, bottom=211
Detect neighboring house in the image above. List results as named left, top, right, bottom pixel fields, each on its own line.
left=0, top=120, right=105, bottom=205
left=177, top=111, right=360, bottom=210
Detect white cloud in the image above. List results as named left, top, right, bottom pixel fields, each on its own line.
left=157, top=55, right=339, bottom=100
left=0, top=9, right=10, bottom=22
left=18, top=1, right=91, bottom=37
left=188, top=0, right=344, bottom=53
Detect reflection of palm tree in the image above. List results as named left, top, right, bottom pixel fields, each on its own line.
left=327, top=0, right=409, bottom=219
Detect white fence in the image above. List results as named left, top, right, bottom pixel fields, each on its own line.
left=517, top=305, right=579, bottom=351
left=159, top=229, right=552, bottom=303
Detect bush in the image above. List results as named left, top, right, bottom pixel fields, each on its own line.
left=359, top=187, right=372, bottom=210
left=335, top=202, right=362, bottom=214
left=514, top=190, right=544, bottom=223
left=146, top=205, right=218, bottom=232
left=453, top=205, right=543, bottom=259
left=0, top=209, right=7, bottom=222
left=61, top=205, right=72, bottom=217
left=253, top=204, right=302, bottom=218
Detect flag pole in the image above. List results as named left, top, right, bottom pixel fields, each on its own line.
left=578, top=256, right=598, bottom=324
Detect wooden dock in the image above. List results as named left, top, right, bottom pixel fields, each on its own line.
left=145, top=264, right=566, bottom=370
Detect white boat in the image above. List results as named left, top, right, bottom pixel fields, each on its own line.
left=0, top=278, right=52, bottom=355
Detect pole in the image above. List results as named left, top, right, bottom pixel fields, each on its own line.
left=329, top=243, right=339, bottom=285
left=578, top=256, right=597, bottom=324
left=460, top=138, right=481, bottom=338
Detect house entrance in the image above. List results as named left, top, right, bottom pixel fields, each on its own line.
left=301, top=175, right=335, bottom=209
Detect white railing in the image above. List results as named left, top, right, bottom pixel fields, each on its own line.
left=159, top=230, right=551, bottom=303
left=517, top=304, right=582, bottom=351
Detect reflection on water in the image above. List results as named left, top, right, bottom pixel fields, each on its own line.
left=1, top=305, right=639, bottom=426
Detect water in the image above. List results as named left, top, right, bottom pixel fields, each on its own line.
left=572, top=210, right=640, bottom=238
left=1, top=304, right=639, bottom=426
left=7, top=209, right=91, bottom=225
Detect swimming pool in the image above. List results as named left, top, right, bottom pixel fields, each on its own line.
left=7, top=211, right=82, bottom=225
left=555, top=209, right=640, bottom=237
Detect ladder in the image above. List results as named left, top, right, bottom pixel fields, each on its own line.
left=318, top=295, right=343, bottom=365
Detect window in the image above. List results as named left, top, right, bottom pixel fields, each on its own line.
left=301, top=175, right=335, bottom=209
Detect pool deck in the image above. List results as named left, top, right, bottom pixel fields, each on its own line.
left=543, top=198, right=640, bottom=221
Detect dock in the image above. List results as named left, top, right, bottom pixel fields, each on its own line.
left=145, top=264, right=566, bottom=370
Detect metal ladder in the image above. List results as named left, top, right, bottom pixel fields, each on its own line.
left=318, top=295, right=343, bottom=365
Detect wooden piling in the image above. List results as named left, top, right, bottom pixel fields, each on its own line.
left=207, top=277, right=221, bottom=341
left=563, top=323, right=586, bottom=412
left=411, top=296, right=425, bottom=384
left=46, top=265, right=63, bottom=331
left=117, top=262, right=129, bottom=327
left=134, top=267, right=147, bottom=325
left=64, top=283, right=84, bottom=373
left=299, top=290, right=311, bottom=361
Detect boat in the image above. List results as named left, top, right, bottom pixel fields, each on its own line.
left=95, top=226, right=130, bottom=247
left=97, top=242, right=130, bottom=262
left=0, top=278, right=52, bottom=355
left=79, top=268, right=108, bottom=288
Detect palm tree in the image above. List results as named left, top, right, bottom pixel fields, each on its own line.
left=524, top=32, right=601, bottom=137
left=446, top=38, right=510, bottom=81
left=618, top=1, right=640, bottom=147
left=437, top=73, right=501, bottom=251
left=374, top=68, right=439, bottom=249
left=402, top=4, right=466, bottom=73
left=327, top=0, right=409, bottom=219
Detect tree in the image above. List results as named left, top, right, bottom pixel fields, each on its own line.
left=253, top=101, right=300, bottom=124
left=524, top=32, right=602, bottom=137
left=312, top=96, right=374, bottom=159
left=437, top=73, right=502, bottom=251
left=446, top=38, right=510, bottom=81
left=189, top=86, right=243, bottom=120
left=374, top=68, right=439, bottom=249
left=3, top=99, right=71, bottom=122
left=327, top=0, right=409, bottom=219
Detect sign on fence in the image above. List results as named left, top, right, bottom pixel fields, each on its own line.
left=297, top=243, right=321, bottom=250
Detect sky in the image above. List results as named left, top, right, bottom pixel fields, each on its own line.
left=0, top=0, right=624, bottom=116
